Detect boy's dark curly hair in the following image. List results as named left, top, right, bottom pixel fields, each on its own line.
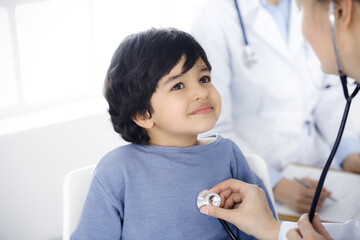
left=103, top=28, right=211, bottom=144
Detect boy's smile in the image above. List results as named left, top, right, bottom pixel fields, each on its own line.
left=189, top=104, right=214, bottom=115
left=135, top=56, right=221, bottom=147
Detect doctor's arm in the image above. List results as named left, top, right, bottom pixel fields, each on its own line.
left=268, top=168, right=329, bottom=214
left=273, top=177, right=330, bottom=214
left=199, top=179, right=325, bottom=240
left=200, top=179, right=360, bottom=240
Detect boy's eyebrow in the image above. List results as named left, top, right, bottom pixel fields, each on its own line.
left=162, top=66, right=210, bottom=86
left=163, top=73, right=184, bottom=86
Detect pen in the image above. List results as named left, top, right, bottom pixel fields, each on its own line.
left=294, top=177, right=337, bottom=202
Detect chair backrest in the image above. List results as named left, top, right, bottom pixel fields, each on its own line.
left=63, top=165, right=95, bottom=240
left=244, top=153, right=276, bottom=215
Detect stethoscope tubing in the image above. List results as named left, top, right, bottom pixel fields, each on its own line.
left=234, top=0, right=249, bottom=46
left=219, top=219, right=238, bottom=240
left=309, top=85, right=359, bottom=222
left=309, top=0, right=360, bottom=222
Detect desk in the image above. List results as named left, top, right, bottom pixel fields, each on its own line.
left=275, top=163, right=360, bottom=222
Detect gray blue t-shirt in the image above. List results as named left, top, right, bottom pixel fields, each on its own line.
left=71, top=135, right=276, bottom=239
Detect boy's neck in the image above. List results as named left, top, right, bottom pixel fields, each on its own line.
left=148, top=134, right=198, bottom=147
left=197, top=137, right=216, bottom=145
left=148, top=135, right=215, bottom=147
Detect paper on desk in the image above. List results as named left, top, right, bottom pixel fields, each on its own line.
left=275, top=164, right=360, bottom=222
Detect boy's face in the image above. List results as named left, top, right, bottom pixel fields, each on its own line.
left=138, top=56, right=221, bottom=147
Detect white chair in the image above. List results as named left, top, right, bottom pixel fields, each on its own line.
left=63, top=165, right=96, bottom=240
left=62, top=154, right=276, bottom=239
left=244, top=153, right=276, bottom=215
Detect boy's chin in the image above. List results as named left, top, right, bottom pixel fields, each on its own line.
left=198, top=124, right=217, bottom=134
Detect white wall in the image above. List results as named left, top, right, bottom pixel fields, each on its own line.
left=0, top=112, right=125, bottom=240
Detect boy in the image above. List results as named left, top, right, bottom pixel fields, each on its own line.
left=71, top=28, right=276, bottom=240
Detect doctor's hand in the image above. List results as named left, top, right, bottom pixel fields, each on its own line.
left=343, top=153, right=360, bottom=173
left=286, top=214, right=333, bottom=240
left=199, top=179, right=280, bottom=240
left=273, top=178, right=331, bottom=214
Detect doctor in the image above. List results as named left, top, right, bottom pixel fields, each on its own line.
left=191, top=0, right=360, bottom=213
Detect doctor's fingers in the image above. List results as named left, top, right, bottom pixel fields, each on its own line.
left=300, top=189, right=330, bottom=210
left=300, top=186, right=330, bottom=202
left=302, top=178, right=331, bottom=199
left=286, top=228, right=303, bottom=240
left=208, top=179, right=252, bottom=197
left=214, top=188, right=233, bottom=208
left=293, top=202, right=313, bottom=214
left=297, top=214, right=333, bottom=240
left=303, top=178, right=331, bottom=195
left=302, top=177, right=318, bottom=187
left=286, top=215, right=325, bottom=240
left=292, top=199, right=326, bottom=214
left=217, top=190, right=251, bottom=209
left=293, top=194, right=327, bottom=213
left=221, top=192, right=245, bottom=209
left=311, top=214, right=333, bottom=240
left=211, top=188, right=242, bottom=209
left=201, top=192, right=280, bottom=240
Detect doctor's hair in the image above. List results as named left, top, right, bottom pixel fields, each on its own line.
left=103, top=28, right=211, bottom=144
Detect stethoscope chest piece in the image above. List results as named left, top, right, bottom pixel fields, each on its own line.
left=243, top=45, right=257, bottom=67
left=197, top=189, right=221, bottom=209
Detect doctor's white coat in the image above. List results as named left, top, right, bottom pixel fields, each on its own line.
left=191, top=0, right=359, bottom=176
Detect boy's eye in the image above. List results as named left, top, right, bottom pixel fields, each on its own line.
left=171, top=82, right=184, bottom=91
left=200, top=76, right=211, bottom=84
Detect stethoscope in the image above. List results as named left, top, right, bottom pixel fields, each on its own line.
left=197, top=0, right=360, bottom=237
left=308, top=0, right=360, bottom=222
left=234, top=0, right=257, bottom=67
left=197, top=189, right=238, bottom=240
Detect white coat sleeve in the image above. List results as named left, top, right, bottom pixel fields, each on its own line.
left=279, top=220, right=360, bottom=240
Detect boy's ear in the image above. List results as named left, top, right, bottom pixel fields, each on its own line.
left=132, top=111, right=154, bottom=129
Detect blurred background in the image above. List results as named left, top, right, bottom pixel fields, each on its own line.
left=0, top=0, right=359, bottom=239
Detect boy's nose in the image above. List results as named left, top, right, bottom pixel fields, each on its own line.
left=193, top=84, right=208, bottom=101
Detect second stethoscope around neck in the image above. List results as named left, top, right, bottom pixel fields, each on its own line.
left=234, top=0, right=257, bottom=67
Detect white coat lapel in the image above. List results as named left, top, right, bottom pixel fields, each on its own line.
left=288, top=1, right=304, bottom=59
left=239, top=0, right=292, bottom=61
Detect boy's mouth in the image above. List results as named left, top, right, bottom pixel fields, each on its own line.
left=190, top=104, right=213, bottom=115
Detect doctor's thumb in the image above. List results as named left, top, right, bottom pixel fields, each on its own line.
left=200, top=206, right=233, bottom=223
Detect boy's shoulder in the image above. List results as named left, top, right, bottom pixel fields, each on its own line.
left=94, top=143, right=139, bottom=174
left=214, top=134, right=241, bottom=150
left=198, top=134, right=240, bottom=151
